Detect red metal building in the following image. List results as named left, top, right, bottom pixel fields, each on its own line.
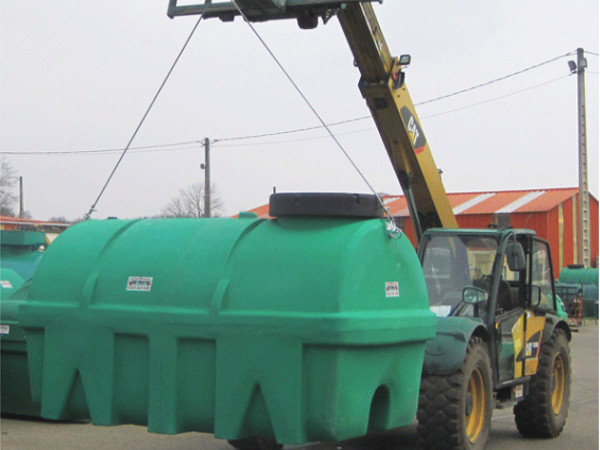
left=384, top=187, right=599, bottom=271
left=245, top=188, right=599, bottom=271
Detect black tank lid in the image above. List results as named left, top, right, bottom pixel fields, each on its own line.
left=269, top=193, right=385, bottom=218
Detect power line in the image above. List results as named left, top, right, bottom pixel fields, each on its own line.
left=4, top=52, right=584, bottom=157
left=2, top=140, right=204, bottom=155
left=215, top=73, right=574, bottom=147
left=214, top=127, right=375, bottom=148
left=15, top=72, right=574, bottom=154
left=213, top=116, right=369, bottom=143
left=216, top=66, right=578, bottom=145
left=2, top=120, right=366, bottom=155
left=422, top=73, right=573, bottom=119
left=216, top=53, right=582, bottom=143
left=416, top=51, right=576, bottom=106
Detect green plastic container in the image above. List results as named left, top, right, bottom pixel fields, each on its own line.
left=1, top=231, right=46, bottom=417
left=0, top=230, right=47, bottom=280
left=559, top=266, right=599, bottom=287
left=1, top=274, right=41, bottom=416
left=559, top=266, right=599, bottom=318
left=582, top=285, right=599, bottom=318
left=19, top=215, right=435, bottom=444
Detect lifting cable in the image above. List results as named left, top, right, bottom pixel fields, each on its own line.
left=230, top=1, right=400, bottom=235
left=84, top=14, right=205, bottom=219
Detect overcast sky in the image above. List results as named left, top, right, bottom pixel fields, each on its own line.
left=1, top=0, right=598, bottom=221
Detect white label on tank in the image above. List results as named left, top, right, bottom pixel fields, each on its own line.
left=0, top=325, right=10, bottom=335
left=385, top=281, right=400, bottom=298
left=0, top=280, right=13, bottom=289
left=126, top=276, right=153, bottom=292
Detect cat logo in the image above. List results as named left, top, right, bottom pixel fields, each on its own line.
left=401, top=106, right=426, bottom=154
left=408, top=116, right=420, bottom=147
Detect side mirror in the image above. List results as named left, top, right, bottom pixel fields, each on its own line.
left=453, top=287, right=489, bottom=318
left=463, top=287, right=489, bottom=305
left=506, top=242, right=526, bottom=272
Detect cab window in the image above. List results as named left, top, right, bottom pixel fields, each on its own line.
left=421, top=234, right=497, bottom=318
left=530, top=240, right=555, bottom=311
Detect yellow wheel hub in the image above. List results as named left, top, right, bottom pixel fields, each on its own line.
left=552, top=353, right=566, bottom=414
left=465, top=368, right=486, bottom=442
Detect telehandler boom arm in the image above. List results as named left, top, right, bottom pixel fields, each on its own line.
left=337, top=3, right=457, bottom=238
left=168, top=0, right=458, bottom=239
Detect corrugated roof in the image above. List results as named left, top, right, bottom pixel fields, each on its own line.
left=384, top=188, right=582, bottom=217
left=452, top=193, right=497, bottom=214
left=242, top=188, right=585, bottom=218
left=459, top=188, right=580, bottom=215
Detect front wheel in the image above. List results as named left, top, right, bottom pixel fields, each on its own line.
left=514, top=328, right=571, bottom=438
left=417, top=337, right=493, bottom=449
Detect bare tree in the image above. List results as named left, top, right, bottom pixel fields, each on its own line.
left=0, top=158, right=18, bottom=216
left=160, top=183, right=223, bottom=218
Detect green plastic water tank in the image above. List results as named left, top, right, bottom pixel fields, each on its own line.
left=582, top=284, right=599, bottom=318
left=19, top=209, right=434, bottom=444
left=559, top=266, right=599, bottom=318
left=1, top=269, right=40, bottom=416
left=558, top=266, right=599, bottom=287
left=1, top=231, right=47, bottom=417
left=0, top=230, right=46, bottom=280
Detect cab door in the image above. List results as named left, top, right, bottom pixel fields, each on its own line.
left=494, top=243, right=526, bottom=383
left=521, top=239, right=557, bottom=377
left=495, top=238, right=555, bottom=383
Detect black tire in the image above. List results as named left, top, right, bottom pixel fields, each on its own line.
left=417, top=337, right=493, bottom=450
left=514, top=328, right=570, bottom=438
left=227, top=437, right=283, bottom=450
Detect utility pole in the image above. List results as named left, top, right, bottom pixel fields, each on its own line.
left=569, top=48, right=589, bottom=267
left=203, top=137, right=211, bottom=218
left=18, top=176, right=24, bottom=218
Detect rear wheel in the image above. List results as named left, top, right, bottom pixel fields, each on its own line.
left=417, top=337, right=493, bottom=449
left=514, top=328, right=570, bottom=438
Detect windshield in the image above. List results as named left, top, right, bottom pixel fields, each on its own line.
left=421, top=234, right=498, bottom=317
